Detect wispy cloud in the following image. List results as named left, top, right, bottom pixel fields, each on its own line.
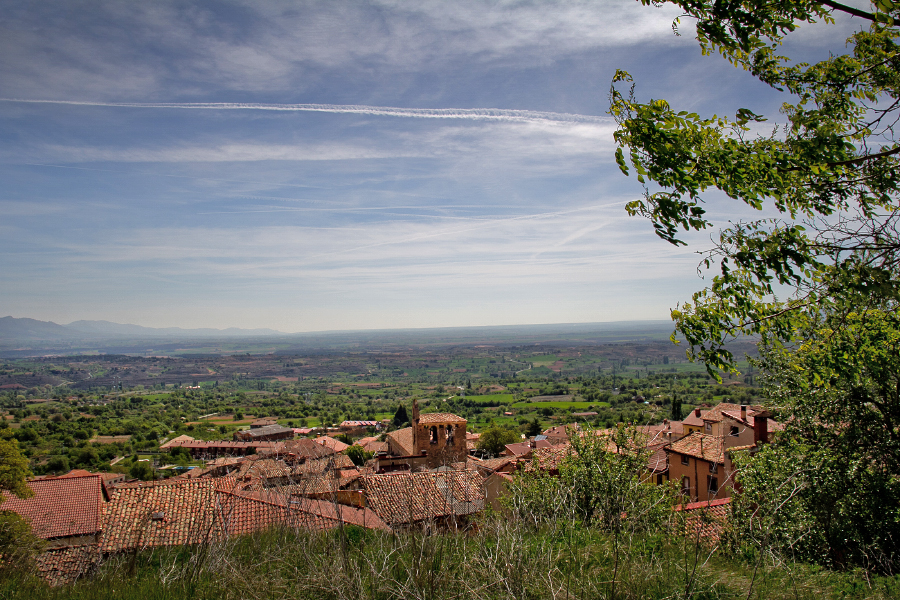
left=0, top=98, right=610, bottom=124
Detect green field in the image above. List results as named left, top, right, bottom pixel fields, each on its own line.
left=528, top=355, right=558, bottom=366
left=512, top=401, right=610, bottom=409
left=455, top=393, right=514, bottom=405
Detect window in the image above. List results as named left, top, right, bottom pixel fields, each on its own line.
left=681, top=455, right=689, bottom=466
left=730, top=426, right=739, bottom=437
left=656, top=473, right=663, bottom=485
left=446, top=424, right=454, bottom=443
left=682, top=477, right=690, bottom=495
left=430, top=426, right=438, bottom=444
left=707, top=475, right=719, bottom=495
left=705, top=422, right=711, bottom=432
left=709, top=462, right=718, bottom=474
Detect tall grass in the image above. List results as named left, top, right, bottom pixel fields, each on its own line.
left=3, top=515, right=899, bottom=600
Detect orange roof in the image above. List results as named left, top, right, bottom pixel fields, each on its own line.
left=361, top=470, right=484, bottom=525
left=34, top=544, right=99, bottom=587
left=2, top=475, right=104, bottom=539
left=667, top=432, right=724, bottom=464
left=674, top=498, right=731, bottom=543
left=314, top=436, right=349, bottom=453
left=386, top=427, right=415, bottom=455
left=417, top=413, right=466, bottom=424
left=101, top=478, right=223, bottom=552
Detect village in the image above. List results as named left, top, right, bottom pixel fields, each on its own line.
left=2, top=397, right=780, bottom=587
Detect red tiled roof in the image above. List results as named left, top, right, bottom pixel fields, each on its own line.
left=34, top=544, right=99, bottom=587
left=524, top=444, right=573, bottom=472
left=667, top=432, right=724, bottom=464
left=674, top=498, right=731, bottom=542
left=361, top=470, right=484, bottom=525
left=280, top=438, right=336, bottom=459
left=386, top=427, right=415, bottom=456
left=101, top=478, right=224, bottom=552
left=417, top=413, right=466, bottom=424
left=2, top=475, right=104, bottom=539
left=315, top=436, right=349, bottom=452
left=503, top=442, right=531, bottom=457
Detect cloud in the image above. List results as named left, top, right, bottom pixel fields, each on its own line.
left=0, top=99, right=609, bottom=124
left=0, top=1, right=687, bottom=100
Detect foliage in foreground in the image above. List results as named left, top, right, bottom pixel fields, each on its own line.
left=2, top=522, right=900, bottom=600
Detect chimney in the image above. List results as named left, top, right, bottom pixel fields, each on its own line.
left=753, top=409, right=772, bottom=445
left=694, top=408, right=701, bottom=417
left=740, top=405, right=747, bottom=421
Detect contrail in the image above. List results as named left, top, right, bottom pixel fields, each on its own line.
left=0, top=98, right=610, bottom=124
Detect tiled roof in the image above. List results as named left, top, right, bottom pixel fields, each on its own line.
left=235, top=458, right=292, bottom=480
left=236, top=492, right=390, bottom=531
left=503, top=442, right=532, bottom=457
left=281, top=438, right=336, bottom=459
left=701, top=403, right=744, bottom=423
left=667, top=433, right=724, bottom=464
left=674, top=498, right=731, bottom=543
left=361, top=470, right=484, bottom=525
left=216, top=491, right=328, bottom=535
left=356, top=436, right=379, bottom=446
left=524, top=444, right=573, bottom=472
left=159, top=434, right=196, bottom=449
left=100, top=478, right=224, bottom=552
left=236, top=424, right=294, bottom=439
left=314, top=436, right=350, bottom=453
left=294, top=454, right=355, bottom=475
left=361, top=440, right=389, bottom=454
left=682, top=410, right=706, bottom=427
left=417, top=413, right=466, bottom=424
left=386, top=427, right=415, bottom=456
left=2, top=475, right=104, bottom=539
left=340, top=420, right=379, bottom=427
left=473, top=457, right=517, bottom=473
left=34, top=544, right=99, bottom=587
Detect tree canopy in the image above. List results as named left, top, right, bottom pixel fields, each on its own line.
left=611, top=0, right=900, bottom=375
left=614, top=0, right=900, bottom=572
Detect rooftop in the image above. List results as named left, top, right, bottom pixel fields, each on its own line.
left=2, top=474, right=105, bottom=539
left=362, top=470, right=484, bottom=525
left=667, top=432, right=725, bottom=464
left=417, top=413, right=467, bottom=424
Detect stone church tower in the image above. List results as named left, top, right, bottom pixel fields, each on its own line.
left=412, top=399, right=468, bottom=468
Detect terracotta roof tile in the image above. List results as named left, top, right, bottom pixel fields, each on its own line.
left=524, top=444, right=573, bottom=473
left=34, top=544, right=99, bottom=587
left=314, top=436, right=350, bottom=453
left=667, top=433, right=724, bottom=464
left=361, top=470, right=484, bottom=525
left=674, top=498, right=731, bottom=543
left=417, top=413, right=466, bottom=424
left=101, top=478, right=224, bottom=552
left=2, top=475, right=104, bottom=539
left=386, top=427, right=415, bottom=456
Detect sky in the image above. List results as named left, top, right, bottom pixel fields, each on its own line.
left=0, top=1, right=873, bottom=332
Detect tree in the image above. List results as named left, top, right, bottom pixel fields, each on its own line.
left=476, top=424, right=521, bottom=457
left=0, top=436, right=42, bottom=567
left=611, top=1, right=900, bottom=376
left=524, top=418, right=542, bottom=437
left=731, top=306, right=900, bottom=572
left=345, top=444, right=372, bottom=467
left=670, top=391, right=682, bottom=421
left=613, top=0, right=900, bottom=572
left=392, top=404, right=409, bottom=427
left=129, top=460, right=154, bottom=481
left=0, top=437, right=32, bottom=502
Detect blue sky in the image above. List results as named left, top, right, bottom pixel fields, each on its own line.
left=0, top=1, right=870, bottom=332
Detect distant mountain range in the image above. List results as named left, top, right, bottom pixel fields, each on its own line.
left=0, top=316, right=283, bottom=341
